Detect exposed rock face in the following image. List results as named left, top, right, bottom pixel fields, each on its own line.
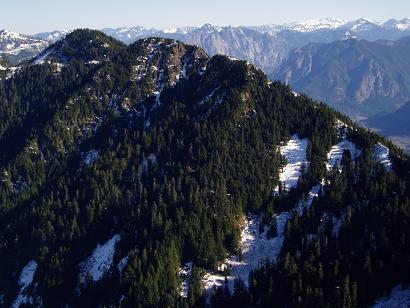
left=165, top=25, right=287, bottom=75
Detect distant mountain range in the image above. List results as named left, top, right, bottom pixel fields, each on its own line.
left=0, top=30, right=48, bottom=64
left=2, top=18, right=410, bottom=69
left=2, top=18, right=410, bottom=151
left=273, top=36, right=410, bottom=119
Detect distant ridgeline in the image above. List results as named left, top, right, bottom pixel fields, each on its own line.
left=0, top=29, right=409, bottom=307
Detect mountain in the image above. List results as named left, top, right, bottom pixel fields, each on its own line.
left=31, top=26, right=288, bottom=74
left=34, top=30, right=70, bottom=43
left=273, top=36, right=410, bottom=119
left=253, top=18, right=410, bottom=38
left=29, top=18, right=410, bottom=75
left=0, top=29, right=409, bottom=307
left=366, top=101, right=410, bottom=152
left=0, top=30, right=49, bottom=64
left=100, top=27, right=158, bottom=44
left=366, top=101, right=410, bottom=135
left=98, top=19, right=410, bottom=74
left=157, top=24, right=288, bottom=74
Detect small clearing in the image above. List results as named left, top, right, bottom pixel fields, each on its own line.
left=203, top=213, right=291, bottom=293
left=83, top=149, right=99, bottom=166
left=12, top=260, right=38, bottom=308
left=79, top=234, right=121, bottom=283
left=296, top=184, right=322, bottom=216
left=326, top=140, right=361, bottom=171
left=179, top=262, right=193, bottom=298
left=274, top=135, right=309, bottom=194
left=374, top=142, right=392, bottom=171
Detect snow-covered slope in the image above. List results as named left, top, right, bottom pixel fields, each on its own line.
left=12, top=260, right=38, bottom=307
left=326, top=140, right=362, bottom=171
left=326, top=120, right=362, bottom=171
left=100, top=27, right=158, bottom=44
left=83, top=149, right=99, bottom=166
left=201, top=135, right=311, bottom=294
left=373, top=285, right=410, bottom=308
left=374, top=142, right=393, bottom=171
left=79, top=234, right=121, bottom=283
left=202, top=213, right=291, bottom=293
left=274, top=135, right=309, bottom=194
left=254, top=18, right=410, bottom=35
left=179, top=262, right=193, bottom=298
left=295, top=184, right=322, bottom=216
left=394, top=19, right=410, bottom=31
left=287, top=18, right=347, bottom=32
left=117, top=255, right=129, bottom=275
left=0, top=30, right=49, bottom=64
left=33, top=30, right=70, bottom=43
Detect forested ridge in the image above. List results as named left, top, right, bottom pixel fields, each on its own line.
left=0, top=29, right=408, bottom=307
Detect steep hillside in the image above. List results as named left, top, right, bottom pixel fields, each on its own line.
left=0, top=29, right=409, bottom=307
left=366, top=101, right=410, bottom=152
left=273, top=36, right=410, bottom=119
left=366, top=101, right=410, bottom=136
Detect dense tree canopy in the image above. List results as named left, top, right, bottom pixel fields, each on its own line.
left=0, top=29, right=408, bottom=307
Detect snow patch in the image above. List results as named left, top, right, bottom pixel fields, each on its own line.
left=373, top=285, right=410, bottom=308
left=12, top=260, right=38, bottom=308
left=117, top=256, right=129, bottom=275
left=203, top=213, right=291, bottom=293
left=141, top=153, right=157, bottom=171
left=296, top=184, right=322, bottom=216
left=83, top=149, right=99, bottom=166
left=396, top=22, right=410, bottom=31
left=332, top=215, right=343, bottom=238
left=33, top=49, right=52, bottom=65
left=197, top=89, right=217, bottom=107
left=87, top=60, right=100, bottom=65
left=374, top=142, right=392, bottom=171
left=6, top=67, right=20, bottom=79
left=274, top=135, right=309, bottom=194
left=327, top=140, right=361, bottom=171
left=79, top=234, right=121, bottom=283
left=287, top=18, right=347, bottom=32
left=179, top=262, right=193, bottom=298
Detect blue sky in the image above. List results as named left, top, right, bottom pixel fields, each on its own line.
left=4, top=0, right=410, bottom=34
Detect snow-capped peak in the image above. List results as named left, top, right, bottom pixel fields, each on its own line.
left=0, top=29, right=27, bottom=40
left=252, top=18, right=410, bottom=35
left=0, top=29, right=49, bottom=60
left=163, top=28, right=177, bottom=34
left=34, top=30, right=70, bottom=42
left=382, top=17, right=410, bottom=31
left=162, top=26, right=196, bottom=35
left=287, top=18, right=347, bottom=32
left=346, top=18, right=382, bottom=32
left=200, top=23, right=223, bottom=33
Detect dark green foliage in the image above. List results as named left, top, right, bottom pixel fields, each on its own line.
left=0, top=29, right=408, bottom=307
